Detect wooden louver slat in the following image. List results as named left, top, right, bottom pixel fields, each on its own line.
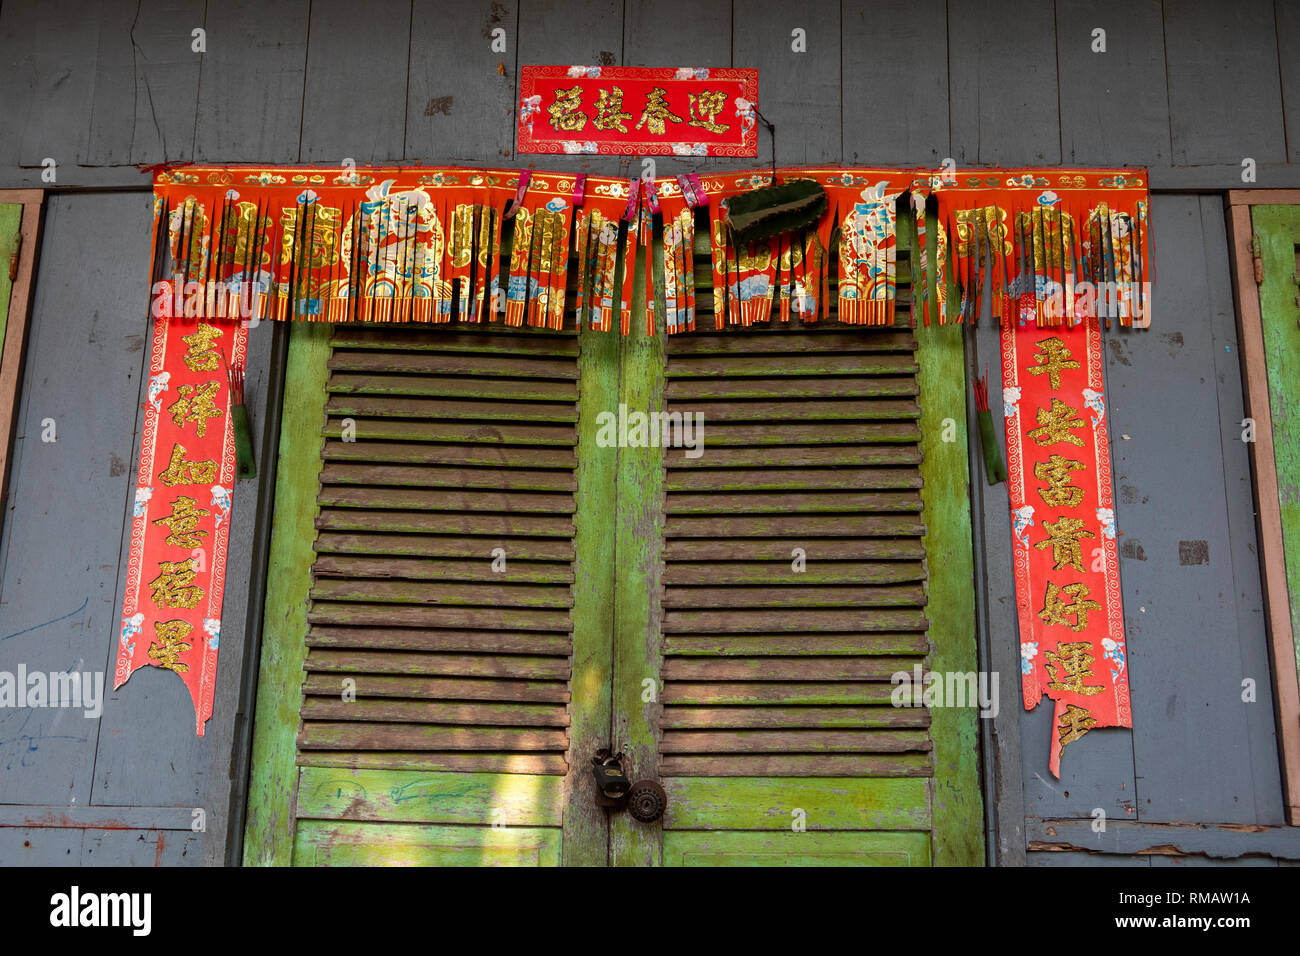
left=297, top=327, right=580, bottom=775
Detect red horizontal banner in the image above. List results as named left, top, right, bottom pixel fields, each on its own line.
left=518, top=65, right=758, bottom=156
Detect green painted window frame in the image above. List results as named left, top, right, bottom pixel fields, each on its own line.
left=1227, top=192, right=1300, bottom=824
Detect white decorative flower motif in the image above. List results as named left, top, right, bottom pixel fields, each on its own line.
left=1002, top=386, right=1021, bottom=419
left=121, top=612, right=144, bottom=646
left=1082, top=387, right=1105, bottom=425
left=1096, top=507, right=1117, bottom=539
left=674, top=67, right=709, bottom=80
left=1037, top=190, right=1060, bottom=206
left=1012, top=505, right=1036, bottom=549
left=1101, top=636, right=1126, bottom=674
left=1020, top=641, right=1039, bottom=674
left=224, top=189, right=240, bottom=201
left=147, top=372, right=171, bottom=412
left=210, top=484, right=232, bottom=527
left=561, top=141, right=587, bottom=154
left=133, top=486, right=153, bottom=518
left=204, top=618, right=221, bottom=649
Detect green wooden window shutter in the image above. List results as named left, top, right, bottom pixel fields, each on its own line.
left=299, top=326, right=580, bottom=773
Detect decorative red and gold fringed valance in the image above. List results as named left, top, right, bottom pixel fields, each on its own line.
left=150, top=164, right=1152, bottom=333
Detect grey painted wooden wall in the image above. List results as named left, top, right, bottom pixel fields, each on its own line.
left=0, top=0, right=1298, bottom=866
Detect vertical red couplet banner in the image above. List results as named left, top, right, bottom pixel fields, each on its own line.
left=1002, top=316, right=1131, bottom=775
left=117, top=314, right=247, bottom=735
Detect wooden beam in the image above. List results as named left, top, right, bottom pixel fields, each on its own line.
left=1028, top=817, right=1300, bottom=860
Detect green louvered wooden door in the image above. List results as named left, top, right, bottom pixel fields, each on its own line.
left=247, top=221, right=983, bottom=866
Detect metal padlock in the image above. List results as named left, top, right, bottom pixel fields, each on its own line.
left=591, top=751, right=631, bottom=806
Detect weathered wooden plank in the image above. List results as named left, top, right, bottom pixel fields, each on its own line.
left=667, top=330, right=918, bottom=355
left=305, top=648, right=570, bottom=679
left=666, top=376, right=918, bottom=399
left=664, top=537, right=925, bottom=561
left=301, top=673, right=569, bottom=703
left=667, top=352, right=917, bottom=377
left=663, top=584, right=925, bottom=609
left=293, top=821, right=562, bottom=865
left=0, top=195, right=155, bottom=807
left=563, top=324, right=621, bottom=865
left=664, top=606, right=927, bottom=635
left=329, top=349, right=579, bottom=378
left=948, top=0, right=1059, bottom=165
left=664, top=777, right=930, bottom=831
left=297, top=752, right=567, bottom=775
left=660, top=729, right=931, bottom=753
left=82, top=0, right=206, bottom=166
left=665, top=514, right=925, bottom=538
left=316, top=508, right=575, bottom=537
left=664, top=561, right=924, bottom=586
left=193, top=0, right=310, bottom=162
left=328, top=371, right=577, bottom=401
left=663, top=830, right=930, bottom=865
left=296, top=767, right=565, bottom=826
left=307, top=600, right=572, bottom=631
left=318, top=486, right=575, bottom=513
left=306, top=625, right=568, bottom=654
left=662, top=657, right=920, bottom=681
left=663, top=633, right=929, bottom=657
left=1055, top=0, right=1170, bottom=166
left=325, top=395, right=577, bottom=422
left=319, top=462, right=576, bottom=492
left=314, top=531, right=574, bottom=561
left=1163, top=0, right=1286, bottom=165
left=666, top=444, right=921, bottom=467
left=841, top=0, right=947, bottom=165
left=663, top=681, right=895, bottom=705
left=667, top=467, right=921, bottom=492
left=406, top=0, right=516, bottom=162
left=330, top=327, right=579, bottom=355
left=661, top=707, right=928, bottom=730
left=676, top=421, right=920, bottom=444
left=609, top=258, right=667, bottom=867
left=667, top=490, right=922, bottom=514
left=0, top=1, right=101, bottom=169
left=312, top=555, right=574, bottom=584
left=1278, top=2, right=1300, bottom=164
left=298, top=722, right=569, bottom=752
left=309, top=578, right=573, bottom=609
left=300, top=698, right=569, bottom=727
left=916, top=320, right=983, bottom=863
left=244, top=323, right=333, bottom=865
left=660, top=753, right=932, bottom=777
left=669, top=399, right=920, bottom=422
left=322, top=440, right=576, bottom=468
left=322, top=417, right=576, bottom=446
left=299, top=0, right=410, bottom=162
left=730, top=0, right=840, bottom=164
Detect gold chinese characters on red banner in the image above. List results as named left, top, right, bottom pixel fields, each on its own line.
left=517, top=66, right=759, bottom=156
left=1003, top=317, right=1131, bottom=775
left=117, top=312, right=246, bottom=735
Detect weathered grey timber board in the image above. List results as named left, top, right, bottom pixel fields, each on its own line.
left=1055, top=0, right=1171, bottom=167
left=192, top=0, right=311, bottom=164
left=842, top=0, right=947, bottom=167
left=1163, top=0, right=1287, bottom=167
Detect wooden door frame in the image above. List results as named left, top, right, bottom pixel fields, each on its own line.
left=1225, top=190, right=1300, bottom=825
left=0, top=190, right=44, bottom=530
